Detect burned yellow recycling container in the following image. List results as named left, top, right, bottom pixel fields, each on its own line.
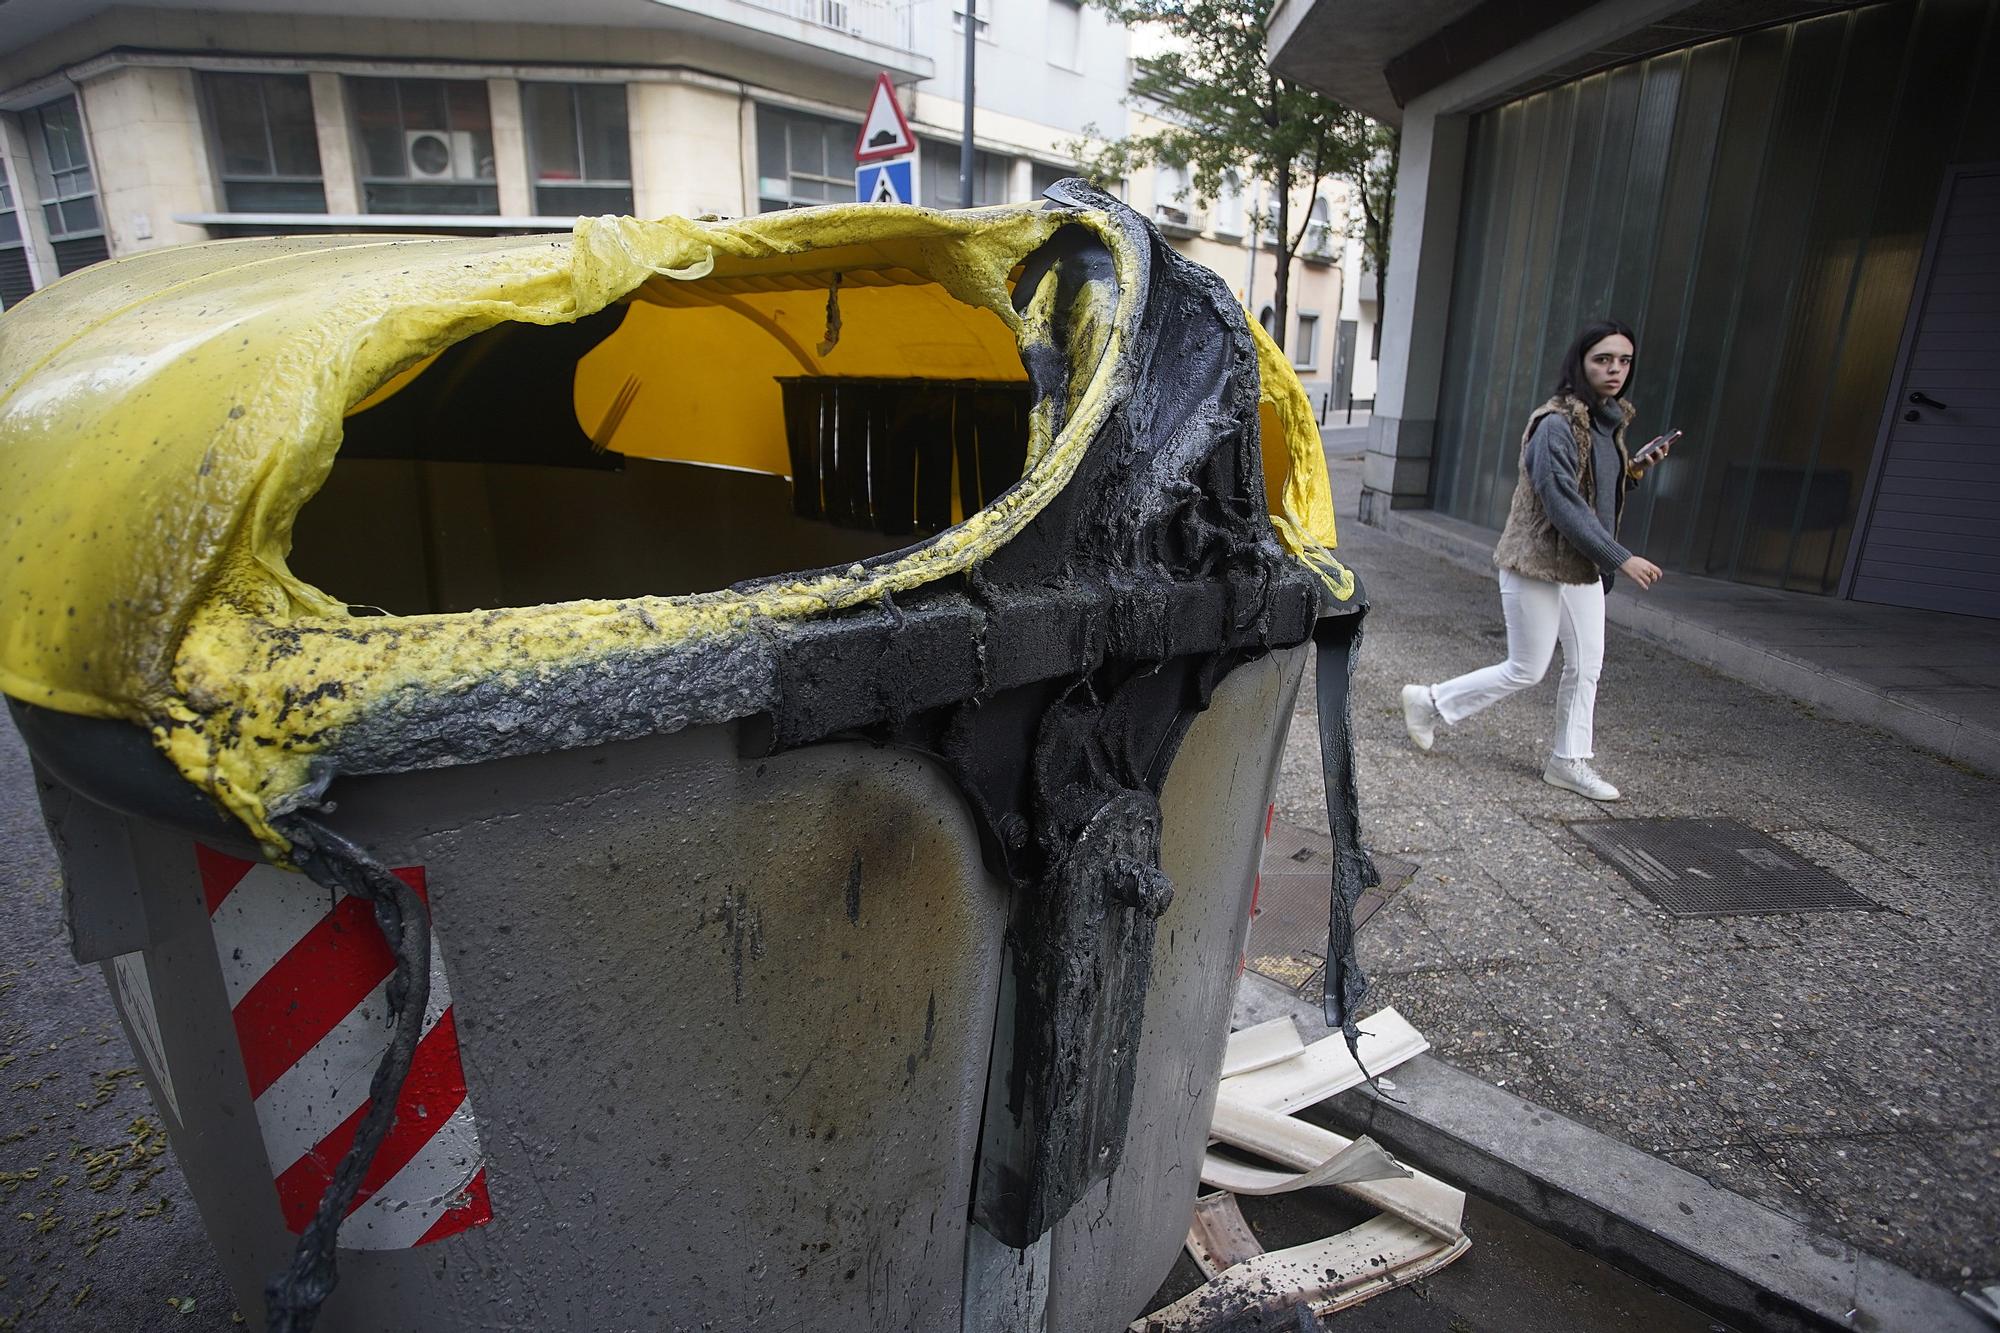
left=0, top=182, right=1373, bottom=1331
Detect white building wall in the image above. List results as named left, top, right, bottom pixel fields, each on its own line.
left=486, top=78, right=533, bottom=218
left=631, top=81, right=747, bottom=220
left=1339, top=223, right=1379, bottom=403
left=306, top=73, right=361, bottom=214
left=913, top=0, right=1127, bottom=149
left=76, top=65, right=215, bottom=253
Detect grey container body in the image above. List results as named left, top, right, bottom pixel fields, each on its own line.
left=37, top=642, right=1305, bottom=1331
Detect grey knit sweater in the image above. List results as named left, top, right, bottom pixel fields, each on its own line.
left=1523, top=401, right=1632, bottom=575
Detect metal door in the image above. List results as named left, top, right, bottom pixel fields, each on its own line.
left=1846, top=165, right=2000, bottom=618
left=1335, top=318, right=1358, bottom=410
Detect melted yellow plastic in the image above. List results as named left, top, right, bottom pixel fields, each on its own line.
left=1252, top=315, right=1355, bottom=603
left=571, top=275, right=1027, bottom=476
left=0, top=203, right=1340, bottom=850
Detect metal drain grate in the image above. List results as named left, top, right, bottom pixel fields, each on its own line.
left=1571, top=818, right=1879, bottom=918
left=1245, top=822, right=1417, bottom=991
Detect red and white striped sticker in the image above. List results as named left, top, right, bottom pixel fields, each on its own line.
left=197, top=845, right=493, bottom=1249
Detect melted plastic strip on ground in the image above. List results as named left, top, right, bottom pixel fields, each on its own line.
left=1313, top=592, right=1381, bottom=1053
left=1197, top=1133, right=1407, bottom=1197
left=1134, top=1216, right=1472, bottom=1331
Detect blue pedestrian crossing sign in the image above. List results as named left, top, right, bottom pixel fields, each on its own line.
left=855, top=157, right=914, bottom=205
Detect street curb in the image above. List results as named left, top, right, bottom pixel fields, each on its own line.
left=1232, top=978, right=1987, bottom=1333
left=1376, top=507, right=1998, bottom=776
left=1311, top=1053, right=1988, bottom=1333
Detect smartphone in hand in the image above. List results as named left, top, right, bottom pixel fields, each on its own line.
left=1633, top=428, right=1682, bottom=464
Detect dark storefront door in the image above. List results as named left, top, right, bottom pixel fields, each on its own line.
left=1848, top=166, right=2000, bottom=619
left=1334, top=318, right=1357, bottom=410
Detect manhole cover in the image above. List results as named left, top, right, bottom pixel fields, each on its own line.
left=1245, top=822, right=1417, bottom=991
left=1571, top=818, right=1879, bottom=917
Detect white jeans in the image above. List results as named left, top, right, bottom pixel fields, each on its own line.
left=1430, top=569, right=1605, bottom=760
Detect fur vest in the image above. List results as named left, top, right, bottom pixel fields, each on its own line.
left=1492, top=394, right=1636, bottom=585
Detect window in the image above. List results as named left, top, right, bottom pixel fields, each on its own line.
left=0, top=158, right=31, bottom=308
left=1254, top=191, right=1278, bottom=244
left=523, top=83, right=632, bottom=217
left=348, top=77, right=498, bottom=215
left=920, top=138, right=1009, bottom=207
left=952, top=0, right=993, bottom=38
left=1258, top=305, right=1275, bottom=337
left=756, top=106, right=859, bottom=212
left=0, top=160, right=19, bottom=251
left=1153, top=162, right=1191, bottom=228
left=1294, top=313, right=1320, bottom=369
left=1212, top=169, right=1244, bottom=238
left=26, top=96, right=99, bottom=240
left=199, top=73, right=326, bottom=213
left=1030, top=161, right=1072, bottom=199
left=1304, top=196, right=1334, bottom=259
left=24, top=95, right=106, bottom=275
left=1047, top=0, right=1081, bottom=71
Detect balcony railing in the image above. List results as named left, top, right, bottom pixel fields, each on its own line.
left=737, top=0, right=916, bottom=50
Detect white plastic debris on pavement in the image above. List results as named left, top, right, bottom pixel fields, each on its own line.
left=1132, top=1006, right=1471, bottom=1331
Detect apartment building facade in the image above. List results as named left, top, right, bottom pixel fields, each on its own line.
left=0, top=0, right=1122, bottom=293
left=0, top=2, right=1344, bottom=399
left=1129, top=154, right=1347, bottom=411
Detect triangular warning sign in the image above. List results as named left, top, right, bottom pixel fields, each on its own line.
left=855, top=72, right=916, bottom=163
left=870, top=170, right=901, bottom=204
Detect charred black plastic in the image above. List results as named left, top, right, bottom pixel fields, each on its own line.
left=779, top=377, right=1031, bottom=535
left=10, top=183, right=1376, bottom=1298
left=261, top=818, right=432, bottom=1333
left=751, top=181, right=1371, bottom=1247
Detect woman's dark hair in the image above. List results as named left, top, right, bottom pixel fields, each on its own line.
left=1554, top=318, right=1637, bottom=400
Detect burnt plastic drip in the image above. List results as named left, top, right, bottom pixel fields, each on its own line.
left=260, top=816, right=433, bottom=1333
left=761, top=189, right=1361, bottom=1250
left=778, top=376, right=1033, bottom=536
left=1312, top=597, right=1379, bottom=1058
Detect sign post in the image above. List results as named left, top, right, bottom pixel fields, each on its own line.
left=855, top=72, right=917, bottom=205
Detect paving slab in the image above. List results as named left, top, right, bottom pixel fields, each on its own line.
left=1283, top=459, right=2000, bottom=1292
left=1231, top=980, right=1984, bottom=1333
left=0, top=721, right=238, bottom=1329
left=1378, top=502, right=2000, bottom=774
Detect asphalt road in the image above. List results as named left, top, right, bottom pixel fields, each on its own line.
left=0, top=715, right=238, bottom=1331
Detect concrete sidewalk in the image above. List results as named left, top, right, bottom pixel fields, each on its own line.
left=1320, top=409, right=1370, bottom=459
left=1269, top=459, right=1999, bottom=1294
left=1385, top=505, right=2000, bottom=775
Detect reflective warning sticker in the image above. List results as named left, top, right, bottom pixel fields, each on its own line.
left=196, top=845, right=493, bottom=1248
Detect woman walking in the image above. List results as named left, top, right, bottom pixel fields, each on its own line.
left=1399, top=319, right=1672, bottom=800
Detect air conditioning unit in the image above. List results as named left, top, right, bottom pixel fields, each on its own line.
left=405, top=129, right=479, bottom=181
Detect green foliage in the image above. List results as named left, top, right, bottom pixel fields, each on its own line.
left=1068, top=0, right=1392, bottom=350
left=1353, top=122, right=1399, bottom=283
left=1076, top=0, right=1356, bottom=202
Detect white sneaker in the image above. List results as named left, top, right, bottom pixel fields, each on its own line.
left=1543, top=756, right=1621, bottom=801
left=1400, top=684, right=1441, bottom=752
